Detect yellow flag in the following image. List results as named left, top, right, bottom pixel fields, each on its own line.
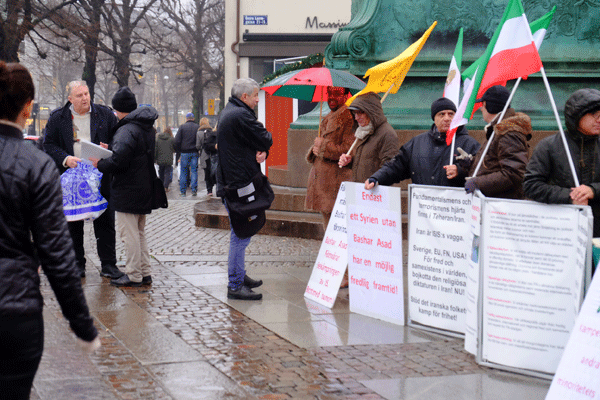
left=347, top=21, right=437, bottom=105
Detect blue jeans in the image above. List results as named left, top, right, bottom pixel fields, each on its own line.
left=225, top=204, right=251, bottom=289
left=179, top=152, right=198, bottom=194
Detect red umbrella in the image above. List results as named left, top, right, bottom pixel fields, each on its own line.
left=261, top=67, right=365, bottom=136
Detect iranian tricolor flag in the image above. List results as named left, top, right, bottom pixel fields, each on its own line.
left=443, top=28, right=463, bottom=107
left=445, top=2, right=553, bottom=146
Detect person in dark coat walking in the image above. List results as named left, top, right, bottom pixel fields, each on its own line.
left=524, top=88, right=600, bottom=240
left=217, top=78, right=273, bottom=301
left=155, top=127, right=175, bottom=191
left=174, top=112, right=200, bottom=196
left=43, top=80, right=123, bottom=280
left=196, top=117, right=214, bottom=195
left=365, top=97, right=480, bottom=190
left=91, top=87, right=158, bottom=287
left=0, top=62, right=99, bottom=399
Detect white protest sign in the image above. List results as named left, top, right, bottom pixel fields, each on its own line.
left=546, top=261, right=600, bottom=400
left=465, top=193, right=482, bottom=355
left=345, top=182, right=403, bottom=325
left=480, top=200, right=586, bottom=375
left=407, top=185, right=472, bottom=334
left=304, top=182, right=349, bottom=308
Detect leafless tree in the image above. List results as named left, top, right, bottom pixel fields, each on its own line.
left=0, top=0, right=76, bottom=62
left=146, top=0, right=224, bottom=120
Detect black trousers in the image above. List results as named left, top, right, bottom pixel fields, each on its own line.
left=0, top=315, right=43, bottom=400
left=204, top=158, right=214, bottom=193
left=68, top=207, right=116, bottom=270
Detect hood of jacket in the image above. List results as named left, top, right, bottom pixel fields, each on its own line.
left=157, top=131, right=172, bottom=140
left=565, top=88, right=600, bottom=142
left=349, top=92, right=388, bottom=132
left=199, top=123, right=212, bottom=130
left=486, top=108, right=532, bottom=141
left=117, top=106, right=158, bottom=130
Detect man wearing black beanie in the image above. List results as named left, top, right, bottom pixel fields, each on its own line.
left=90, top=87, right=159, bottom=287
left=364, top=97, right=480, bottom=191
left=465, top=85, right=533, bottom=199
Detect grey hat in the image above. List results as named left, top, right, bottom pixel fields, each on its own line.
left=476, top=85, right=510, bottom=114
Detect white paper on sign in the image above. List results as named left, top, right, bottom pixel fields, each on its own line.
left=345, top=182, right=404, bottom=325
left=80, top=140, right=113, bottom=161
left=304, top=182, right=349, bottom=308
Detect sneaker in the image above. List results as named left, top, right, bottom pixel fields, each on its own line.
left=244, top=274, right=263, bottom=288
left=207, top=192, right=213, bottom=196
left=110, top=275, right=142, bottom=287
left=142, top=276, right=152, bottom=285
left=191, top=191, right=197, bottom=197
left=100, top=264, right=125, bottom=279
left=227, top=285, right=262, bottom=300
left=179, top=192, right=186, bottom=197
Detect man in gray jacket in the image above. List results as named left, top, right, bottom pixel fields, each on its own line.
left=524, top=88, right=600, bottom=242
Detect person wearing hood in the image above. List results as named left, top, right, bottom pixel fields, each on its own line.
left=465, top=85, right=532, bottom=199
left=90, top=87, right=158, bottom=287
left=364, top=97, right=480, bottom=190
left=524, top=88, right=600, bottom=240
left=155, top=127, right=175, bottom=191
left=196, top=117, right=215, bottom=195
left=338, top=92, right=400, bottom=182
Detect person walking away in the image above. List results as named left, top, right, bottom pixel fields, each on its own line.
left=43, top=80, right=123, bottom=280
left=0, top=61, right=99, bottom=400
left=196, top=117, right=214, bottom=195
left=155, top=127, right=175, bottom=191
left=91, top=87, right=158, bottom=287
left=174, top=112, right=200, bottom=196
left=217, top=78, right=273, bottom=300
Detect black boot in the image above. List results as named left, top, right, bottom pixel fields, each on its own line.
left=227, top=285, right=262, bottom=300
left=100, top=264, right=125, bottom=279
left=244, top=275, right=263, bottom=288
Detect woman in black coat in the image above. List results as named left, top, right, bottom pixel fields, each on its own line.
left=0, top=62, right=99, bottom=399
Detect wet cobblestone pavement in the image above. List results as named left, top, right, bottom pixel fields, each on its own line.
left=32, top=198, right=551, bottom=399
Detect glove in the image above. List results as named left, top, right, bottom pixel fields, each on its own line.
left=77, top=336, right=101, bottom=354
left=368, top=177, right=378, bottom=185
left=465, top=178, right=478, bottom=194
left=455, top=147, right=473, bottom=161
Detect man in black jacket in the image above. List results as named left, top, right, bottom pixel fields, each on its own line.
left=174, top=112, right=200, bottom=196
left=364, top=97, right=480, bottom=190
left=217, top=78, right=273, bottom=300
left=43, top=81, right=123, bottom=279
left=524, top=88, right=600, bottom=242
left=91, top=87, right=158, bottom=287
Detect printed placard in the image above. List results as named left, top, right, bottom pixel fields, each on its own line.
left=407, top=186, right=472, bottom=334
left=345, top=182, right=403, bottom=325
left=304, top=182, right=348, bottom=308
left=480, top=200, right=585, bottom=374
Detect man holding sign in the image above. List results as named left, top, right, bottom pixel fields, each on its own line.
left=364, top=97, right=479, bottom=190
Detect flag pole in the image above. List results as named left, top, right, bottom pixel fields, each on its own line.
left=539, top=67, right=579, bottom=187
left=380, top=83, right=395, bottom=103
left=471, top=78, right=522, bottom=177
left=317, top=86, right=324, bottom=137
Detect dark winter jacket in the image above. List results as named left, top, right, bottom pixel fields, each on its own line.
left=155, top=131, right=175, bottom=166
left=346, top=92, right=400, bottom=183
left=524, top=88, right=600, bottom=236
left=97, top=107, right=159, bottom=215
left=469, top=108, right=532, bottom=199
left=216, top=96, right=272, bottom=194
left=44, top=102, right=118, bottom=199
left=174, top=120, right=200, bottom=153
left=0, top=123, right=97, bottom=341
left=371, top=124, right=480, bottom=187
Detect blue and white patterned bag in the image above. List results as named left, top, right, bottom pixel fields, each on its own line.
left=61, top=162, right=108, bottom=221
